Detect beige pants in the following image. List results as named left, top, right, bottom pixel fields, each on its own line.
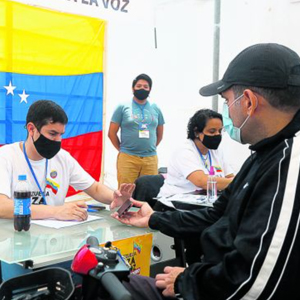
left=117, top=152, right=158, bottom=187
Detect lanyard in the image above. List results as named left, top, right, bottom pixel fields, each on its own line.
left=196, top=146, right=212, bottom=172
left=133, top=100, right=146, bottom=122
left=23, top=142, right=48, bottom=205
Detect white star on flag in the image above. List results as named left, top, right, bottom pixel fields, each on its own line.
left=3, top=81, right=16, bottom=95
left=19, top=90, right=29, bottom=103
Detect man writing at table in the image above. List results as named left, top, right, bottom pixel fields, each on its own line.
left=0, top=100, right=134, bottom=221
left=113, top=43, right=300, bottom=300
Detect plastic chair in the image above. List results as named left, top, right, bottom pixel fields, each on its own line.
left=0, top=267, right=74, bottom=300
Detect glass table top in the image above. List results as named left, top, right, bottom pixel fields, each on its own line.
left=0, top=209, right=152, bottom=264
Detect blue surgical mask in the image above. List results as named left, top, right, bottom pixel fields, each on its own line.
left=222, top=94, right=250, bottom=143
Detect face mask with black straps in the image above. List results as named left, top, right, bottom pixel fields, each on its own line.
left=33, top=133, right=61, bottom=159
left=201, top=134, right=222, bottom=150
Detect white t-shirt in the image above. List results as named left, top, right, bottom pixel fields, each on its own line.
left=158, top=139, right=233, bottom=197
left=0, top=142, right=95, bottom=206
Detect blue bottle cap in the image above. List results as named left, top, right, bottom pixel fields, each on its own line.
left=18, top=175, right=27, bottom=181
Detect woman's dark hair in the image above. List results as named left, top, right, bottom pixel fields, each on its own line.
left=26, top=100, right=68, bottom=131
left=187, top=109, right=222, bottom=139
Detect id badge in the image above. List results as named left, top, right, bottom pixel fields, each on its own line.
left=139, top=130, right=150, bottom=138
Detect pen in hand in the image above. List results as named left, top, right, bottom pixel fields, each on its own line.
left=87, top=208, right=98, bottom=213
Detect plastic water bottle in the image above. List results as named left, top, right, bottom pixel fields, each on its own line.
left=206, top=166, right=218, bottom=203
left=14, top=175, right=31, bottom=231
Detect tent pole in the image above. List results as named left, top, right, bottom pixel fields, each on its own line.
left=212, top=0, right=221, bottom=112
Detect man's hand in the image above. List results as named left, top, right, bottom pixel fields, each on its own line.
left=110, top=183, right=135, bottom=209
left=111, top=199, right=154, bottom=228
left=155, top=266, right=185, bottom=297
left=53, top=201, right=88, bottom=221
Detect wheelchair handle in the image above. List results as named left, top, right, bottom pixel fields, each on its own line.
left=101, top=272, right=132, bottom=300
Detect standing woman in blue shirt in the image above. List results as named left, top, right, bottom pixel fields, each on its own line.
left=108, top=74, right=165, bottom=187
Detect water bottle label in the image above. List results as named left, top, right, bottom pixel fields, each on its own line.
left=14, top=198, right=31, bottom=215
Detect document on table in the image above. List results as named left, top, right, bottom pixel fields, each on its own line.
left=160, top=193, right=208, bottom=204
left=31, top=214, right=102, bottom=229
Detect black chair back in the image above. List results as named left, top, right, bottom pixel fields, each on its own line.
left=132, top=175, right=165, bottom=208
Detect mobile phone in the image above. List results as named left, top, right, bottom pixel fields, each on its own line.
left=117, top=199, right=132, bottom=217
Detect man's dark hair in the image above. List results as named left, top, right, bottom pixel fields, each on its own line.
left=187, top=109, right=222, bottom=140
left=132, top=74, right=152, bottom=90
left=232, top=71, right=300, bottom=113
left=26, top=100, right=68, bottom=131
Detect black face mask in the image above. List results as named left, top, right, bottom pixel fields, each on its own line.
left=134, top=89, right=150, bottom=100
left=201, top=134, right=222, bottom=150
left=33, top=133, right=61, bottom=159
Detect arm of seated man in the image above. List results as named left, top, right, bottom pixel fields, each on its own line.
left=155, top=266, right=185, bottom=297
left=0, top=193, right=88, bottom=221
left=188, top=170, right=233, bottom=190
left=84, top=182, right=135, bottom=209
left=111, top=199, right=154, bottom=227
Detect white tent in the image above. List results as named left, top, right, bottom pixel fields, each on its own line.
left=13, top=0, right=300, bottom=189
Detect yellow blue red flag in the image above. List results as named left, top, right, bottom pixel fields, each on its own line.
left=0, top=0, right=105, bottom=195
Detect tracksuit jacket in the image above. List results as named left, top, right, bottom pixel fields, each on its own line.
left=149, top=110, right=300, bottom=300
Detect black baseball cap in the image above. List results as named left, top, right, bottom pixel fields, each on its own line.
left=200, top=43, right=300, bottom=96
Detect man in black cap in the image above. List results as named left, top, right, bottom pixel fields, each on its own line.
left=112, top=43, right=300, bottom=300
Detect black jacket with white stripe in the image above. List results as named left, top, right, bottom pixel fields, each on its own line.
left=149, top=110, right=300, bottom=300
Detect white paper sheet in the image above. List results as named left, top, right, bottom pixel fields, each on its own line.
left=31, top=214, right=102, bottom=229
left=160, top=193, right=207, bottom=203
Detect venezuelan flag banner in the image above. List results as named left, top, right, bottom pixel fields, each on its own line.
left=0, top=0, right=105, bottom=195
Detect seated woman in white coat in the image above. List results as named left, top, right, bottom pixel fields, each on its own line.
left=158, top=109, right=234, bottom=198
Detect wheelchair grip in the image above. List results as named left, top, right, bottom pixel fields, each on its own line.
left=101, top=272, right=132, bottom=300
